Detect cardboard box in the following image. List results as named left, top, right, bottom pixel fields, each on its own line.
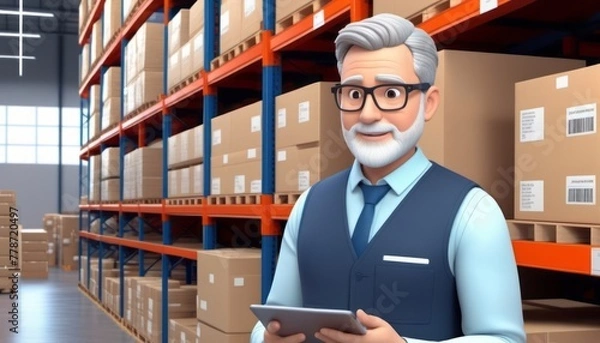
left=81, top=44, right=90, bottom=82
left=514, top=64, right=600, bottom=223
left=191, top=28, right=205, bottom=73
left=180, top=41, right=192, bottom=79
left=89, top=85, right=101, bottom=117
left=91, top=20, right=103, bottom=62
left=212, top=114, right=232, bottom=157
left=168, top=9, right=190, bottom=54
left=22, top=252, right=49, bottom=262
left=101, top=147, right=120, bottom=179
left=230, top=101, right=262, bottom=153
left=418, top=50, right=584, bottom=218
left=78, top=0, right=87, bottom=33
left=523, top=299, right=600, bottom=342
left=168, top=169, right=180, bottom=198
left=102, top=0, right=120, bottom=49
left=102, top=67, right=122, bottom=103
left=101, top=97, right=121, bottom=131
left=219, top=0, right=242, bottom=54
left=20, top=228, right=47, bottom=241
left=241, top=0, right=262, bottom=40
left=191, top=164, right=204, bottom=196
left=373, top=0, right=446, bottom=20
left=90, top=155, right=101, bottom=201
left=189, top=0, right=204, bottom=37
left=275, top=0, right=313, bottom=22
left=101, top=179, right=120, bottom=202
left=212, top=148, right=261, bottom=195
left=169, top=49, right=181, bottom=90
left=134, top=71, right=163, bottom=110
left=22, top=241, right=48, bottom=253
left=190, top=124, right=204, bottom=162
left=196, top=248, right=261, bottom=333
left=136, top=22, right=164, bottom=75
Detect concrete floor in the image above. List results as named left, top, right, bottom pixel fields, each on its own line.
left=0, top=268, right=135, bottom=343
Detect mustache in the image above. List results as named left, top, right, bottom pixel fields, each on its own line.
left=347, top=122, right=398, bottom=135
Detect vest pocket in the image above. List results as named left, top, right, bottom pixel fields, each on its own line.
left=369, top=264, right=434, bottom=324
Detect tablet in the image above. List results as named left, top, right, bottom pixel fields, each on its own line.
left=250, top=304, right=367, bottom=342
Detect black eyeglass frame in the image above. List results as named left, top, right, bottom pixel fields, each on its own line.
left=330, top=83, right=432, bottom=112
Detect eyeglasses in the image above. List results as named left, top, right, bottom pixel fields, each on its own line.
left=330, top=83, right=431, bottom=112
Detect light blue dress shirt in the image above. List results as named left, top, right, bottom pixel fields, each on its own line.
left=250, top=148, right=526, bottom=343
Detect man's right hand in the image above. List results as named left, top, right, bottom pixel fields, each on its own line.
left=264, top=320, right=306, bottom=343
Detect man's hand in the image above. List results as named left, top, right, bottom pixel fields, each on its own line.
left=264, top=320, right=306, bottom=343
left=314, top=309, right=407, bottom=343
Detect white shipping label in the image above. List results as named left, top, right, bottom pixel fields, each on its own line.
left=182, top=44, right=191, bottom=58
left=181, top=332, right=186, bottom=343
left=313, top=10, right=325, bottom=29
left=592, top=248, right=600, bottom=276
left=63, top=238, right=71, bottom=245
left=194, top=33, right=203, bottom=51
left=298, top=171, right=310, bottom=191
left=480, top=0, right=498, bottom=14
left=519, top=181, right=544, bottom=212
left=209, top=273, right=214, bottom=284
left=244, top=0, right=256, bottom=16
left=251, top=180, right=261, bottom=193
left=197, top=325, right=201, bottom=337
left=277, top=108, right=287, bottom=128
left=200, top=300, right=207, bottom=311
left=566, top=175, right=595, bottom=205
left=212, top=129, right=222, bottom=145
left=520, top=107, right=545, bottom=142
left=223, top=154, right=229, bottom=164
left=234, top=175, right=246, bottom=194
left=148, top=298, right=153, bottom=311
left=148, top=320, right=152, bottom=334
left=298, top=101, right=310, bottom=123
left=251, top=115, right=261, bottom=132
left=556, top=75, right=569, bottom=89
left=566, top=103, right=596, bottom=137
left=212, top=177, right=221, bottom=195
left=221, top=11, right=230, bottom=34
left=234, top=277, right=245, bottom=287
left=247, top=148, right=257, bottom=159
left=277, top=150, right=287, bottom=162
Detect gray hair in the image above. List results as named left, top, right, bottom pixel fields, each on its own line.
left=334, top=13, right=438, bottom=85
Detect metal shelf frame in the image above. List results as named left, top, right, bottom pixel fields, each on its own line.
left=76, top=1, right=600, bottom=342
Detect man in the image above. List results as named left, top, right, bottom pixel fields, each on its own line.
left=250, top=13, right=525, bottom=343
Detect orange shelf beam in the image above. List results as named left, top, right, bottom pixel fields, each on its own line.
left=121, top=102, right=163, bottom=132
left=512, top=240, right=594, bottom=275
left=271, top=0, right=351, bottom=52
left=79, top=232, right=198, bottom=260
left=205, top=204, right=263, bottom=219
left=120, top=203, right=163, bottom=214
left=79, top=0, right=105, bottom=45
left=270, top=205, right=292, bottom=220
left=80, top=124, right=120, bottom=159
left=166, top=77, right=204, bottom=107
left=164, top=204, right=204, bottom=216
left=207, top=43, right=263, bottom=85
left=418, top=0, right=538, bottom=38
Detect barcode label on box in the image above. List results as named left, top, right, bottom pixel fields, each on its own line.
left=212, top=129, right=221, bottom=145
left=592, top=248, right=600, bottom=276
left=234, top=277, right=245, bottom=287
left=299, top=101, right=310, bottom=123
left=566, top=103, right=596, bottom=137
left=200, top=300, right=207, bottom=310
left=221, top=11, right=230, bottom=34
left=556, top=75, right=569, bottom=89
left=247, top=148, right=257, bottom=159
left=211, top=177, right=221, bottom=195
left=298, top=171, right=310, bottom=191
left=277, top=150, right=286, bottom=162
left=194, top=34, right=203, bottom=49
left=520, top=107, right=544, bottom=142
left=313, top=10, right=325, bottom=29
left=251, top=180, right=261, bottom=193
left=277, top=108, right=287, bottom=128
left=251, top=115, right=261, bottom=132
left=223, top=154, right=228, bottom=164
left=566, top=175, right=595, bottom=205
left=209, top=273, right=214, bottom=284
left=234, top=175, right=245, bottom=193
left=519, top=180, right=544, bottom=212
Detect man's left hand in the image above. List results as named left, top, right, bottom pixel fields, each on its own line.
left=314, top=309, right=407, bottom=343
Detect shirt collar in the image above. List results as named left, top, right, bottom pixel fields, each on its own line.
left=348, top=147, right=432, bottom=196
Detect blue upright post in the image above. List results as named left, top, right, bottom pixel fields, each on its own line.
left=202, top=0, right=219, bottom=250
left=162, top=101, right=173, bottom=343
left=260, top=0, right=282, bottom=303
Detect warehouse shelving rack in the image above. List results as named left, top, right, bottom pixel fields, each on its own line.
left=77, top=0, right=600, bottom=342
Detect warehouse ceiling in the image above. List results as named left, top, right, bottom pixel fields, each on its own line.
left=0, top=0, right=78, bottom=35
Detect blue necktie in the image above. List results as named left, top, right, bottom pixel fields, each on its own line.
left=352, top=183, right=391, bottom=256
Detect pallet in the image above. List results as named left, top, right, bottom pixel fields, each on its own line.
left=122, top=198, right=162, bottom=204
left=408, top=0, right=464, bottom=26
left=274, top=192, right=302, bottom=205
left=275, top=0, right=332, bottom=34
left=127, top=100, right=158, bottom=119
left=99, top=200, right=119, bottom=204
left=208, top=194, right=261, bottom=205
left=166, top=197, right=203, bottom=206
left=506, top=219, right=600, bottom=246
left=169, top=72, right=201, bottom=95
left=210, top=31, right=262, bottom=70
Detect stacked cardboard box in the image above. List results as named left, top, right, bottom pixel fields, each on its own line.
left=102, top=0, right=120, bottom=49
left=19, top=228, right=49, bottom=279
left=101, top=147, right=120, bottom=202
left=89, top=85, right=101, bottom=138
left=523, top=299, right=600, bottom=342
left=123, top=146, right=163, bottom=200
left=78, top=0, right=87, bottom=36
left=81, top=43, right=90, bottom=84
left=124, top=22, right=164, bottom=116
left=190, top=0, right=204, bottom=76
left=90, top=20, right=103, bottom=65
left=101, top=67, right=122, bottom=131
left=514, top=64, right=600, bottom=224
left=0, top=191, right=18, bottom=291
left=195, top=248, right=261, bottom=342
left=58, top=215, right=79, bottom=271
left=168, top=9, right=190, bottom=90
left=90, top=155, right=101, bottom=202
left=168, top=125, right=204, bottom=198
left=218, top=0, right=262, bottom=54
left=42, top=213, right=60, bottom=267
left=372, top=0, right=463, bottom=25
left=142, top=283, right=197, bottom=342
left=275, top=82, right=355, bottom=193
left=211, top=101, right=263, bottom=195
left=416, top=50, right=584, bottom=217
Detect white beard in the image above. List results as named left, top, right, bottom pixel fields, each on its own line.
left=342, top=95, right=426, bottom=169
